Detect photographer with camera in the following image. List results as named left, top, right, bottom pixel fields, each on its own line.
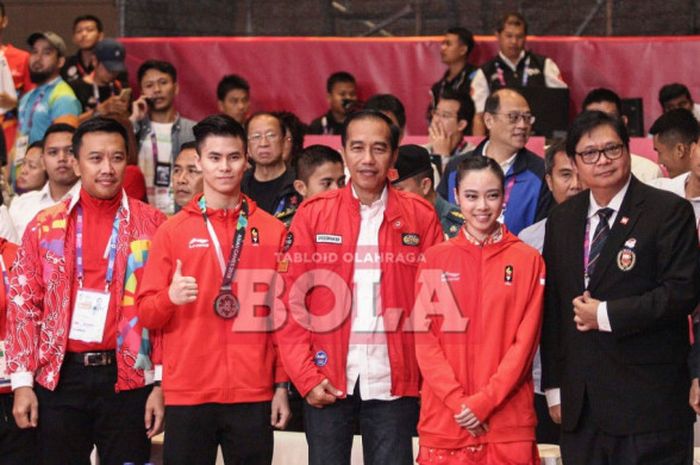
left=130, top=59, right=195, bottom=215
left=308, top=71, right=357, bottom=135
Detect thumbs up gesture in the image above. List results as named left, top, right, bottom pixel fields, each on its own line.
left=168, top=259, right=198, bottom=305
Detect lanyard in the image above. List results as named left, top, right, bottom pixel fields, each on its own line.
left=502, top=175, right=516, bottom=212
left=150, top=131, right=160, bottom=168
left=92, top=82, right=118, bottom=103
left=198, top=196, right=248, bottom=290
left=24, top=88, right=46, bottom=132
left=583, top=220, right=592, bottom=277
left=0, top=255, right=8, bottom=291
left=75, top=204, right=122, bottom=291
left=495, top=55, right=531, bottom=87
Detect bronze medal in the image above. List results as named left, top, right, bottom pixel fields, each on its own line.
left=214, top=292, right=240, bottom=319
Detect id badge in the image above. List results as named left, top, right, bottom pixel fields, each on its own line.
left=0, top=341, right=10, bottom=389
left=154, top=162, right=171, bottom=187
left=13, top=134, right=28, bottom=166
left=68, top=288, right=111, bottom=343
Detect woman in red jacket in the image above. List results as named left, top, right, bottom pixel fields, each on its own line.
left=414, top=155, right=545, bottom=464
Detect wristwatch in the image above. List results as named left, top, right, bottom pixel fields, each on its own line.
left=274, top=382, right=290, bottom=390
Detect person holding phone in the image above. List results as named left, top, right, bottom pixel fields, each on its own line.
left=70, top=39, right=131, bottom=123
left=129, top=60, right=195, bottom=215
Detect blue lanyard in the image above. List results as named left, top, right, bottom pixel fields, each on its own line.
left=75, top=204, right=122, bottom=290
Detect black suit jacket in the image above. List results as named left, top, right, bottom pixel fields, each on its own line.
left=541, top=176, right=700, bottom=434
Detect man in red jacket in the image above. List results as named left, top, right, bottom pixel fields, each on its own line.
left=137, top=114, right=290, bottom=465
left=277, top=110, right=443, bottom=465
left=7, top=117, right=166, bottom=465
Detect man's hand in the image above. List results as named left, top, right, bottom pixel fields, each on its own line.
left=428, top=120, right=452, bottom=157
left=169, top=259, right=198, bottom=305
left=690, top=378, right=700, bottom=415
left=454, top=404, right=480, bottom=429
left=130, top=95, right=149, bottom=124
left=144, top=385, right=164, bottom=438
left=96, top=96, right=129, bottom=117
left=12, top=386, right=38, bottom=428
left=549, top=404, right=562, bottom=424
left=305, top=379, right=343, bottom=408
left=573, top=291, right=599, bottom=332
left=271, top=386, right=291, bottom=429
left=0, top=91, right=17, bottom=109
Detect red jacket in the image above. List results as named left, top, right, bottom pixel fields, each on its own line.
left=136, top=194, right=289, bottom=406
left=277, top=184, right=443, bottom=398
left=6, top=192, right=166, bottom=391
left=415, top=227, right=545, bottom=448
left=0, top=239, right=18, bottom=394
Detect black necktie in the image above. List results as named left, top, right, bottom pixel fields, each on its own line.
left=587, top=207, right=614, bottom=278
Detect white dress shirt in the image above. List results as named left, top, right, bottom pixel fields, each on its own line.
left=9, top=181, right=81, bottom=239
left=546, top=176, right=631, bottom=407
left=345, top=185, right=397, bottom=401
left=0, top=205, right=19, bottom=244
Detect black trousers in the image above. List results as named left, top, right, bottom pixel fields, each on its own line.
left=164, top=402, right=274, bottom=465
left=534, top=393, right=560, bottom=444
left=35, top=361, right=152, bottom=465
left=560, top=398, right=693, bottom=465
left=0, top=392, right=38, bottom=465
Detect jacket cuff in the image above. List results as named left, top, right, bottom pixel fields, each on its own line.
left=465, top=391, right=493, bottom=422
left=156, top=288, right=178, bottom=315
left=297, top=370, right=327, bottom=398
left=11, top=371, right=34, bottom=390
left=154, top=364, right=162, bottom=382
left=443, top=389, right=470, bottom=414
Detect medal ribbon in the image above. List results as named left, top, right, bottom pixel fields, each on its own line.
left=75, top=204, right=122, bottom=290
left=198, top=196, right=248, bottom=291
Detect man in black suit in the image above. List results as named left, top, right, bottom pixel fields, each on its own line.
left=541, top=110, right=700, bottom=465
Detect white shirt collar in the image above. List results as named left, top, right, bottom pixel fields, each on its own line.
left=498, top=50, right=526, bottom=70
left=41, top=180, right=81, bottom=204
left=587, top=175, right=632, bottom=219
left=351, top=183, right=388, bottom=210
left=38, top=181, right=52, bottom=202
left=482, top=140, right=518, bottom=174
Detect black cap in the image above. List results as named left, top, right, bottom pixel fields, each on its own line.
left=393, top=145, right=432, bottom=184
left=94, top=39, right=126, bottom=73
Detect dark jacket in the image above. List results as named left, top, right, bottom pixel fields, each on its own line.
left=541, top=176, right=700, bottom=434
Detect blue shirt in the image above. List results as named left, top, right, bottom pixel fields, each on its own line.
left=18, top=77, right=81, bottom=143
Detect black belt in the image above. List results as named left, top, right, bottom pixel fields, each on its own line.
left=65, top=350, right=116, bottom=367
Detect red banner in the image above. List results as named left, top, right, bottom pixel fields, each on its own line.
left=121, top=36, right=700, bottom=135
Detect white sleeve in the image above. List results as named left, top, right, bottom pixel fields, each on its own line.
left=544, top=58, right=567, bottom=88
left=596, top=301, right=612, bottom=332
left=11, top=371, right=34, bottom=390
left=470, top=69, right=489, bottom=113
left=0, top=205, right=19, bottom=244
left=545, top=388, right=561, bottom=407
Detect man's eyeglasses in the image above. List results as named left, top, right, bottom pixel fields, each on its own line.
left=575, top=143, right=624, bottom=165
left=248, top=131, right=281, bottom=143
left=491, top=112, right=536, bottom=125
